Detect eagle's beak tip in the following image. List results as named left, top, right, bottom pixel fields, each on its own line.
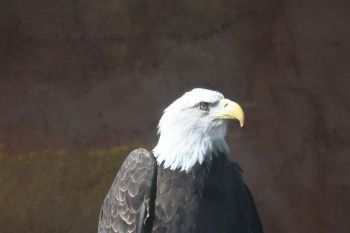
left=218, top=99, right=245, bottom=127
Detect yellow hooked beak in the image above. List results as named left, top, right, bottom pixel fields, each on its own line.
left=212, top=99, right=244, bottom=127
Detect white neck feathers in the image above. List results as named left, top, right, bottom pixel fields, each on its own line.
left=153, top=129, right=229, bottom=172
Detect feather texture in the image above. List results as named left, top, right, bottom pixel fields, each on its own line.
left=98, top=149, right=157, bottom=233
left=98, top=149, right=264, bottom=233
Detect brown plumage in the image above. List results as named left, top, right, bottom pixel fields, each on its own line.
left=98, top=149, right=263, bottom=233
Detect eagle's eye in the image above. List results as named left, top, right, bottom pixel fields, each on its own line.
left=199, top=102, right=209, bottom=111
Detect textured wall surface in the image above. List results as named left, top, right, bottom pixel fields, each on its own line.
left=0, top=0, right=349, bottom=233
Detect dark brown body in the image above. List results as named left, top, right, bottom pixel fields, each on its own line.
left=98, top=149, right=263, bottom=233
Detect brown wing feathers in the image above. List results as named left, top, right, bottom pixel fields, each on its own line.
left=98, top=149, right=157, bottom=233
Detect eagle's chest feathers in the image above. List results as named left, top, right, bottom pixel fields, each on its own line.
left=153, top=157, right=229, bottom=232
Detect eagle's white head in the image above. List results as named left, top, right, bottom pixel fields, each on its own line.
left=153, top=88, right=244, bottom=172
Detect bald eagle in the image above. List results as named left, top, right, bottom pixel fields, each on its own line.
left=98, top=88, right=264, bottom=233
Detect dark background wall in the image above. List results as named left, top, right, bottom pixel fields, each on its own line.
left=0, top=0, right=349, bottom=233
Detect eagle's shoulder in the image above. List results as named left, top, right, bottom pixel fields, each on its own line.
left=226, top=160, right=244, bottom=175
left=98, top=148, right=157, bottom=233
left=222, top=158, right=264, bottom=233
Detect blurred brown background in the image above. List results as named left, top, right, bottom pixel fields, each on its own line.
left=0, top=0, right=349, bottom=232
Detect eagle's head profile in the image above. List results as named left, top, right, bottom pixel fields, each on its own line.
left=153, top=88, right=244, bottom=172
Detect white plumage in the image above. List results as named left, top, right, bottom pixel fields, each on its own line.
left=153, top=88, right=230, bottom=172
